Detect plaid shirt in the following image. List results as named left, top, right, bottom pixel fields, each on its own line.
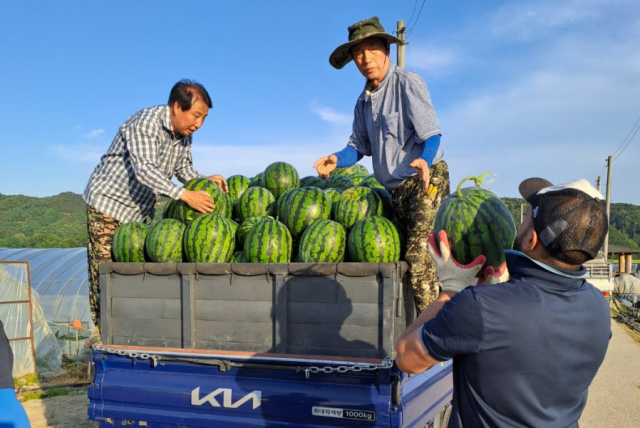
left=83, top=105, right=202, bottom=223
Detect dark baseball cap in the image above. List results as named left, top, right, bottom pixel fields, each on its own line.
left=518, top=178, right=608, bottom=265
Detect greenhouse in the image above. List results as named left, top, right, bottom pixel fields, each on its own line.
left=0, top=247, right=92, bottom=376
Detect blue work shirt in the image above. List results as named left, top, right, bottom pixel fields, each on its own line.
left=421, top=251, right=611, bottom=428
left=347, top=63, right=443, bottom=190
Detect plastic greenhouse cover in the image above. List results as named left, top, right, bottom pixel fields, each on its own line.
left=0, top=262, right=61, bottom=377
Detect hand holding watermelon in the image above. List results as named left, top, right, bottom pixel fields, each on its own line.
left=206, top=174, right=229, bottom=193
left=408, top=158, right=431, bottom=193
left=428, top=230, right=485, bottom=293
left=477, top=263, right=509, bottom=285
left=180, top=190, right=215, bottom=213
left=313, top=154, right=338, bottom=178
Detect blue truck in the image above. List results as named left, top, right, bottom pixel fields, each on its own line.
left=88, top=262, right=453, bottom=427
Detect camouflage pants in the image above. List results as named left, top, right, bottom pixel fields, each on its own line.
left=86, top=205, right=121, bottom=329
left=390, top=161, right=450, bottom=313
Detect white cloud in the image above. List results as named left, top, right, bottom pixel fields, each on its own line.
left=84, top=129, right=105, bottom=138
left=311, top=104, right=351, bottom=126
left=406, top=44, right=458, bottom=75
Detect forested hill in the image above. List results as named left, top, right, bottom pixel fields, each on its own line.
left=1, top=192, right=639, bottom=250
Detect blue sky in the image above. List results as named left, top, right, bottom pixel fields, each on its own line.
left=1, top=0, right=639, bottom=204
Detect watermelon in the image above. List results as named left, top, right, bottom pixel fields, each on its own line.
left=145, top=219, right=185, bottom=263
left=358, top=174, right=384, bottom=189
left=227, top=175, right=250, bottom=201
left=237, top=215, right=271, bottom=248
left=276, top=188, right=298, bottom=221
left=162, top=199, right=178, bottom=220
left=230, top=251, right=246, bottom=263
left=183, top=214, right=235, bottom=263
left=283, top=187, right=331, bottom=240
left=299, top=220, right=346, bottom=263
left=175, top=178, right=227, bottom=224
left=237, top=187, right=276, bottom=221
left=323, top=188, right=343, bottom=219
left=350, top=173, right=368, bottom=186
left=112, top=222, right=149, bottom=262
left=248, top=173, right=263, bottom=187
left=331, top=164, right=368, bottom=177
left=300, top=176, right=325, bottom=188
left=348, top=216, right=401, bottom=263
left=433, top=173, right=516, bottom=273
left=335, top=187, right=383, bottom=229
left=261, top=162, right=300, bottom=199
left=324, top=175, right=354, bottom=191
left=222, top=193, right=234, bottom=219
left=244, top=218, right=292, bottom=263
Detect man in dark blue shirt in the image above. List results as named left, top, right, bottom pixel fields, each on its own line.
left=395, top=178, right=611, bottom=428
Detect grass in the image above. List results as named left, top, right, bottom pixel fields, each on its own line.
left=610, top=303, right=640, bottom=345
left=20, top=386, right=71, bottom=402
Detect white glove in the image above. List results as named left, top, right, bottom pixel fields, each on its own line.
left=428, top=230, right=485, bottom=293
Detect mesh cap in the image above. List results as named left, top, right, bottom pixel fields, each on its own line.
left=518, top=178, right=608, bottom=265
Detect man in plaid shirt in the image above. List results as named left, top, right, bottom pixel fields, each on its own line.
left=83, top=79, right=227, bottom=344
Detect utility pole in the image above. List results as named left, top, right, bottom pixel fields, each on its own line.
left=397, top=20, right=406, bottom=69
left=596, top=176, right=601, bottom=193
left=604, top=156, right=612, bottom=260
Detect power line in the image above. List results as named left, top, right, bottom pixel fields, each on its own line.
left=613, top=115, right=640, bottom=162
left=612, top=114, right=640, bottom=159
left=406, top=0, right=419, bottom=29
left=406, top=0, right=427, bottom=38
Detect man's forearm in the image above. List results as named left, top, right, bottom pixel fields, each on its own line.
left=398, top=290, right=456, bottom=341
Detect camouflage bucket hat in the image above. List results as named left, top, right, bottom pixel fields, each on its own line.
left=329, top=17, right=403, bottom=69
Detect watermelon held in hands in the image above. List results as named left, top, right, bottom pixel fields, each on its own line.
left=175, top=178, right=227, bottom=224
left=433, top=172, right=516, bottom=274
left=112, top=222, right=150, bottom=262
left=145, top=219, right=185, bottom=263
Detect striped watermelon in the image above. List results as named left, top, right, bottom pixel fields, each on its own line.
left=350, top=173, right=368, bottom=186
left=237, top=187, right=276, bottom=221
left=183, top=214, right=235, bottom=263
left=244, top=218, right=292, bottom=263
left=237, top=215, right=271, bottom=248
left=433, top=174, right=516, bottom=273
left=300, top=176, right=325, bottom=188
left=227, top=175, right=250, bottom=201
left=335, top=187, right=383, bottom=229
left=230, top=251, right=246, bottom=263
left=324, top=175, right=354, bottom=191
left=145, top=219, right=185, bottom=263
left=162, top=199, right=178, bottom=220
left=222, top=193, right=234, bottom=219
left=112, top=222, right=149, bottom=262
left=299, top=220, right=346, bottom=263
left=175, top=178, right=227, bottom=224
left=331, top=164, right=368, bottom=177
left=276, top=188, right=298, bottom=221
left=358, top=174, right=384, bottom=189
left=348, top=216, right=401, bottom=263
left=261, top=162, right=300, bottom=199
left=248, top=173, right=263, bottom=187
left=283, top=187, right=331, bottom=240
left=323, top=188, right=343, bottom=220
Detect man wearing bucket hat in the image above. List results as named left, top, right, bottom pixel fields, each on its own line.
left=395, top=178, right=611, bottom=428
left=314, top=17, right=449, bottom=312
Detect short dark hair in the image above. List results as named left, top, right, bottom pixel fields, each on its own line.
left=168, top=79, right=212, bottom=110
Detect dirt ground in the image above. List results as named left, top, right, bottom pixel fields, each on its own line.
left=22, top=393, right=98, bottom=428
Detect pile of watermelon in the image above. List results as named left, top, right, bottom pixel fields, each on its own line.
left=112, top=162, right=404, bottom=264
